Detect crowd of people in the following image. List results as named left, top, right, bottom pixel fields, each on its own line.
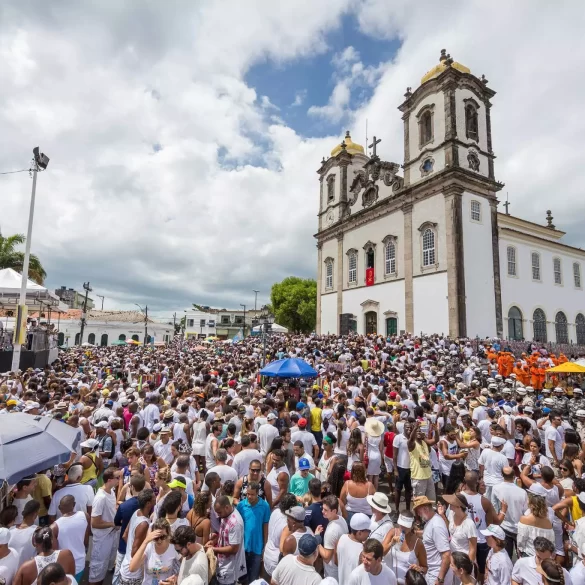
left=1, top=332, right=585, bottom=585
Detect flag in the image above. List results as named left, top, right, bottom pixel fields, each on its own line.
left=366, top=267, right=374, bottom=286
left=232, top=328, right=243, bottom=342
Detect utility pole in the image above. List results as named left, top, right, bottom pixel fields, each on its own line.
left=135, top=303, right=148, bottom=345
left=173, top=312, right=177, bottom=334
left=79, top=281, right=92, bottom=345
left=11, top=147, right=49, bottom=371
left=253, top=290, right=259, bottom=312
left=240, top=304, right=246, bottom=338
left=97, top=294, right=105, bottom=311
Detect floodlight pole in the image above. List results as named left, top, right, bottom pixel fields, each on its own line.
left=11, top=158, right=39, bottom=371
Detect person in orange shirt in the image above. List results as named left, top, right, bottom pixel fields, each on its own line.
left=537, top=362, right=547, bottom=390
left=497, top=353, right=506, bottom=377
left=530, top=363, right=541, bottom=390
left=550, top=354, right=559, bottom=367
left=558, top=352, right=568, bottom=364
left=513, top=362, right=526, bottom=384
left=521, top=364, right=531, bottom=386
left=504, top=352, right=514, bottom=378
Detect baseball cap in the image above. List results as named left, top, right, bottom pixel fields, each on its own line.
left=297, top=533, right=318, bottom=556
left=267, top=413, right=277, bottom=421
left=350, top=512, right=372, bottom=531
left=95, top=421, right=109, bottom=429
left=80, top=439, right=99, bottom=450
left=480, top=524, right=506, bottom=540
left=298, top=458, right=311, bottom=470
left=0, top=527, right=10, bottom=545
left=152, top=423, right=163, bottom=432
left=298, top=418, right=308, bottom=428
left=491, top=437, right=506, bottom=447
left=285, top=506, right=306, bottom=522
left=168, top=479, right=187, bottom=489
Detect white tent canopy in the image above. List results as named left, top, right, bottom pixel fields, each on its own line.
left=0, top=268, right=66, bottom=312
left=252, top=322, right=288, bottom=333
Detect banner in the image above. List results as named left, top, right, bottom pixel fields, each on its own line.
left=366, top=267, right=374, bottom=286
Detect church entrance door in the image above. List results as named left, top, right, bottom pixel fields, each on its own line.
left=365, top=311, right=377, bottom=335
left=386, top=317, right=397, bottom=336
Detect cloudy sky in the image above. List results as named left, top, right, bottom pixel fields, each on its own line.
left=2, top=1, right=584, bottom=318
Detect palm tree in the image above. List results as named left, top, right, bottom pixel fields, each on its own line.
left=0, top=232, right=47, bottom=284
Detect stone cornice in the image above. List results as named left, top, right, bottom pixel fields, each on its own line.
left=405, top=137, right=495, bottom=169
left=500, top=227, right=585, bottom=258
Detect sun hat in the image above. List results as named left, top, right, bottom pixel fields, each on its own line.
left=365, top=418, right=384, bottom=437
left=367, top=492, right=393, bottom=514
left=80, top=438, right=99, bottom=450
left=480, top=524, right=506, bottom=540
left=350, top=512, right=372, bottom=531
left=443, top=494, right=468, bottom=510
left=285, top=506, right=306, bottom=522
left=412, top=496, right=435, bottom=509
left=478, top=396, right=487, bottom=406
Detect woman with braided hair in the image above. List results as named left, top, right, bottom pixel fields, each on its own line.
left=12, top=527, right=75, bottom=585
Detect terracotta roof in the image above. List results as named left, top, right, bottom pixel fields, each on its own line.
left=0, top=308, right=154, bottom=323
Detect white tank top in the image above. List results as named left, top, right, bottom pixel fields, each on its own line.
left=346, top=483, right=372, bottom=514
left=173, top=422, right=188, bottom=444
left=55, top=512, right=88, bottom=573
left=292, top=527, right=314, bottom=555
left=461, top=491, right=486, bottom=544
left=438, top=439, right=459, bottom=475
left=120, top=513, right=150, bottom=579
left=192, top=422, right=207, bottom=447
left=32, top=551, right=60, bottom=585
left=267, top=465, right=289, bottom=503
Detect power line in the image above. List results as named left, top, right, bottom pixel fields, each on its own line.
left=0, top=168, right=32, bottom=175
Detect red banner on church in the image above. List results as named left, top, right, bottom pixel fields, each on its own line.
left=366, top=267, right=374, bottom=286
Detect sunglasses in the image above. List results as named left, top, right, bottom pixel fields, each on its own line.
left=155, top=535, right=169, bottom=542
left=249, top=468, right=261, bottom=473
left=560, top=467, right=569, bottom=471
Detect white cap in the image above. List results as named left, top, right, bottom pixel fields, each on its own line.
left=95, top=421, right=109, bottom=429
left=480, top=524, right=506, bottom=540
left=491, top=437, right=506, bottom=447
left=350, top=513, right=372, bottom=531
left=0, top=527, right=10, bottom=544
left=267, top=413, right=277, bottom=421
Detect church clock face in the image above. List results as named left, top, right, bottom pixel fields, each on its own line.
left=326, top=210, right=335, bottom=226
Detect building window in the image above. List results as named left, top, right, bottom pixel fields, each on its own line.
left=119, top=334, right=126, bottom=341
left=576, top=313, right=585, bottom=344
left=384, top=239, right=396, bottom=275
left=100, top=334, right=108, bottom=346
left=348, top=250, right=357, bottom=284
left=574, top=263, right=582, bottom=288
left=508, top=306, right=523, bottom=340
left=532, top=308, right=547, bottom=342
left=470, top=200, right=481, bottom=222
left=507, top=246, right=517, bottom=276
left=465, top=104, right=479, bottom=141
left=417, top=105, right=435, bottom=148
left=531, top=252, right=541, bottom=281
left=187, top=319, right=194, bottom=327
left=221, top=316, right=230, bottom=324
left=234, top=316, right=243, bottom=324
left=555, top=311, right=568, bottom=343
left=199, top=319, right=206, bottom=328
left=553, top=257, right=562, bottom=285
left=88, top=333, right=96, bottom=345
left=132, top=334, right=139, bottom=341
left=325, top=258, right=333, bottom=289
left=327, top=175, right=335, bottom=202
left=422, top=228, right=436, bottom=267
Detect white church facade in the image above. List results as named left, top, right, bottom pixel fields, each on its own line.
left=315, top=50, right=585, bottom=344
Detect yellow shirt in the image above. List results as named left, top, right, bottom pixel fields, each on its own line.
left=80, top=452, right=98, bottom=485
left=33, top=473, right=53, bottom=517
left=410, top=440, right=432, bottom=480
left=310, top=408, right=323, bottom=432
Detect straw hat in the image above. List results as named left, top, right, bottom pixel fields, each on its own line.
left=412, top=496, right=435, bottom=509
left=365, top=418, right=384, bottom=437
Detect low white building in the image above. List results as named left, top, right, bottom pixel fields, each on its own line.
left=184, top=310, right=217, bottom=339
left=315, top=50, right=585, bottom=343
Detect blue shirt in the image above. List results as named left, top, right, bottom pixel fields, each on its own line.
left=114, top=497, right=140, bottom=554
left=236, top=498, right=270, bottom=555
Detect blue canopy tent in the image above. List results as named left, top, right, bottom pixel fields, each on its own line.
left=0, top=413, right=81, bottom=485
left=260, top=357, right=318, bottom=378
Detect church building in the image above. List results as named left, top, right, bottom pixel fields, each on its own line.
left=315, top=50, right=585, bottom=343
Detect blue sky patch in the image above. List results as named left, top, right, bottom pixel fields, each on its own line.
left=246, top=14, right=400, bottom=139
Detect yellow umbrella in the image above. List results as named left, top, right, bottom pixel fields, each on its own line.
left=546, top=362, right=585, bottom=373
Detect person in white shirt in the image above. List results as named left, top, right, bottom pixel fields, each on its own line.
left=290, top=420, right=318, bottom=461
left=544, top=411, right=564, bottom=468
left=481, top=525, right=513, bottom=585
left=569, top=543, right=585, bottom=584
left=315, top=495, right=348, bottom=580
left=393, top=422, right=413, bottom=515
left=335, top=514, right=372, bottom=585
left=478, top=437, right=509, bottom=506
left=47, top=465, right=95, bottom=521
left=231, top=436, right=262, bottom=479
left=491, top=466, right=528, bottom=558
left=202, top=449, right=237, bottom=491
left=258, top=413, right=279, bottom=458
left=271, top=533, right=322, bottom=585
left=512, top=536, right=573, bottom=585
left=293, top=442, right=316, bottom=474
left=348, top=538, right=397, bottom=585
left=154, top=427, right=174, bottom=464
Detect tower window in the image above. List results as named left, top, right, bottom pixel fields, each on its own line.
left=465, top=104, right=479, bottom=141
left=325, top=258, right=334, bottom=289
left=366, top=248, right=375, bottom=269
left=574, top=262, right=581, bottom=288
left=422, top=228, right=436, bottom=267
left=348, top=250, right=357, bottom=284
left=417, top=104, right=435, bottom=148
left=507, top=246, right=517, bottom=276
left=553, top=257, right=562, bottom=285
left=384, top=239, right=396, bottom=275
left=470, top=200, right=481, bottom=222
left=327, top=175, right=335, bottom=202
left=531, top=252, right=541, bottom=281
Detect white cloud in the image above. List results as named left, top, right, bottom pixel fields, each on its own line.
left=291, top=90, right=307, bottom=107
left=2, top=0, right=585, bottom=312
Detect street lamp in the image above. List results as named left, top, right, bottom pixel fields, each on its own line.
left=134, top=304, right=148, bottom=345
left=259, top=306, right=275, bottom=367
left=240, top=304, right=246, bottom=338
left=11, top=147, right=50, bottom=371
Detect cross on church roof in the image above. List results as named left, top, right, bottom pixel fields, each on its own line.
left=369, top=136, right=381, bottom=158
left=503, top=194, right=510, bottom=215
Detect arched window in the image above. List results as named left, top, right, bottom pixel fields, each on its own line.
left=507, top=246, right=517, bottom=276
left=87, top=333, right=96, bottom=345
left=533, top=308, right=547, bottom=342
left=327, top=175, right=335, bottom=202
left=508, top=306, right=523, bottom=340
left=531, top=252, right=541, bottom=281
left=576, top=313, right=585, bottom=345
left=132, top=334, right=139, bottom=341
left=347, top=249, right=357, bottom=284
left=555, top=311, right=568, bottom=343
left=465, top=104, right=479, bottom=141
left=118, top=333, right=126, bottom=341
left=422, top=228, right=436, bottom=267
left=553, top=257, right=562, bottom=285
left=74, top=332, right=81, bottom=345
left=417, top=105, right=434, bottom=148
left=57, top=332, right=65, bottom=346
left=574, top=263, right=582, bottom=288
left=384, top=238, right=396, bottom=275
left=470, top=200, right=481, bottom=222
left=100, top=333, right=108, bottom=346
left=325, top=258, right=334, bottom=289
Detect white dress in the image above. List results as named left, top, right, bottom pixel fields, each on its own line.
left=366, top=434, right=382, bottom=475
left=191, top=421, right=207, bottom=456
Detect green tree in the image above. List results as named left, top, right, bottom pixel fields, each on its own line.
left=0, top=232, right=46, bottom=284
left=270, top=277, right=317, bottom=334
